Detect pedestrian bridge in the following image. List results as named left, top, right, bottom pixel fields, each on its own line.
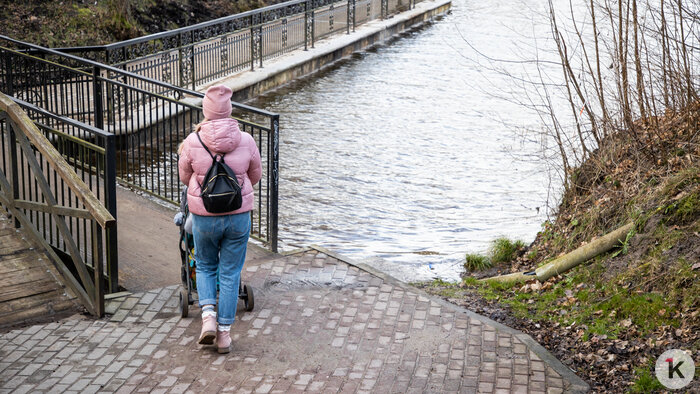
left=0, top=0, right=449, bottom=327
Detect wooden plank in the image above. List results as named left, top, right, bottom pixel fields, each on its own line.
left=0, top=288, right=71, bottom=315
left=0, top=251, right=47, bottom=274
left=0, top=279, right=62, bottom=303
left=0, top=194, right=96, bottom=315
left=0, top=238, right=32, bottom=256
left=0, top=227, right=18, bottom=237
left=2, top=265, right=53, bottom=284
left=0, top=214, right=90, bottom=319
left=0, top=298, right=79, bottom=328
left=13, top=199, right=93, bottom=221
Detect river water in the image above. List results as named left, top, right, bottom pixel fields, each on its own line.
left=249, top=0, right=563, bottom=282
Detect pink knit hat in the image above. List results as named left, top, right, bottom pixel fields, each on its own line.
left=202, top=85, right=233, bottom=120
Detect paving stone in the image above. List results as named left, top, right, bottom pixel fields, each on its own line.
left=0, top=249, right=585, bottom=393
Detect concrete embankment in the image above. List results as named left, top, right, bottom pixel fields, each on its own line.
left=201, top=0, right=452, bottom=102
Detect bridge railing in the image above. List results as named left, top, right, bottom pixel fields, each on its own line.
left=55, top=0, right=420, bottom=90
left=0, top=93, right=115, bottom=316
left=0, top=36, right=279, bottom=252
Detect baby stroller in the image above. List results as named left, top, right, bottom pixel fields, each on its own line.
left=176, top=187, right=254, bottom=318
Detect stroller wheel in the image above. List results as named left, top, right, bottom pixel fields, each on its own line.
left=243, top=284, right=254, bottom=311
left=179, top=288, right=189, bottom=318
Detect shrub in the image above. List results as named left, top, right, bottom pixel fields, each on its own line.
left=464, top=253, right=491, bottom=271
left=489, top=237, right=525, bottom=263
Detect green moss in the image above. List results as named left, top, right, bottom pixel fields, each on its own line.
left=464, top=253, right=491, bottom=272
left=648, top=226, right=685, bottom=258
left=629, top=364, right=664, bottom=393
left=666, top=258, right=700, bottom=312
left=76, top=7, right=93, bottom=19
left=464, top=256, right=679, bottom=340
left=664, top=192, right=699, bottom=224
left=414, top=279, right=462, bottom=299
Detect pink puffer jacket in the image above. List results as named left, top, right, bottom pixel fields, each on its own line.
left=178, top=118, right=262, bottom=216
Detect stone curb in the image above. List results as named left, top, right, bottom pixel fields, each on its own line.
left=307, top=244, right=591, bottom=393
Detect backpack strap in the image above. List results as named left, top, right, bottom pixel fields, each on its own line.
left=195, top=132, right=223, bottom=160
left=194, top=132, right=219, bottom=193
left=193, top=132, right=238, bottom=194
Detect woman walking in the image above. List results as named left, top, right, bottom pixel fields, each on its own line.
left=178, top=85, right=262, bottom=353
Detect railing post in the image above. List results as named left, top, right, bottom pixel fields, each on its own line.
left=178, top=33, right=185, bottom=88
left=177, top=32, right=195, bottom=90
left=3, top=53, right=19, bottom=229
left=381, top=0, right=388, bottom=19
left=3, top=50, right=14, bottom=97
left=104, top=134, right=119, bottom=293
left=92, top=221, right=105, bottom=317
left=92, top=66, right=104, bottom=130
left=250, top=15, right=256, bottom=71
left=258, top=24, right=264, bottom=69
left=7, top=123, right=20, bottom=229
left=346, top=0, right=351, bottom=34
left=106, top=77, right=115, bottom=125
left=305, top=0, right=315, bottom=49
left=190, top=31, right=196, bottom=90
left=304, top=1, right=310, bottom=51
left=269, top=114, right=279, bottom=253
left=311, top=8, right=316, bottom=48
left=352, top=0, right=357, bottom=32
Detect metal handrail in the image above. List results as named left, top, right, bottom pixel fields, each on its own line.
left=55, top=0, right=318, bottom=52
left=1, top=35, right=280, bottom=252
left=48, top=0, right=420, bottom=90
left=0, top=35, right=277, bottom=117
left=11, top=96, right=113, bottom=138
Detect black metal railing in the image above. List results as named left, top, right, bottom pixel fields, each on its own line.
left=56, top=0, right=421, bottom=89
left=0, top=36, right=279, bottom=252
left=0, top=93, right=116, bottom=316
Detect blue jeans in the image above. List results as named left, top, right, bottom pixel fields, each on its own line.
left=191, top=212, right=250, bottom=325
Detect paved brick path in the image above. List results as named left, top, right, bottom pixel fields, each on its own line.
left=0, top=248, right=588, bottom=393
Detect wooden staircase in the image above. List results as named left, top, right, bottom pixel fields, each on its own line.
left=0, top=214, right=80, bottom=330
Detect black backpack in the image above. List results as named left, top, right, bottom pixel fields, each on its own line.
left=196, top=133, right=243, bottom=213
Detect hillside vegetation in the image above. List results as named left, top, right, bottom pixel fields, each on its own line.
left=419, top=0, right=699, bottom=392
left=0, top=0, right=278, bottom=47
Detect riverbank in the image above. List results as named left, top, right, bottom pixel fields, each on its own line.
left=418, top=103, right=699, bottom=392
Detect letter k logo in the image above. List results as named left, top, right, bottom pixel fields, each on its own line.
left=657, top=349, right=694, bottom=389
left=666, top=358, right=685, bottom=379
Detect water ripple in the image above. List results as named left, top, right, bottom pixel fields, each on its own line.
left=248, top=0, right=564, bottom=282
